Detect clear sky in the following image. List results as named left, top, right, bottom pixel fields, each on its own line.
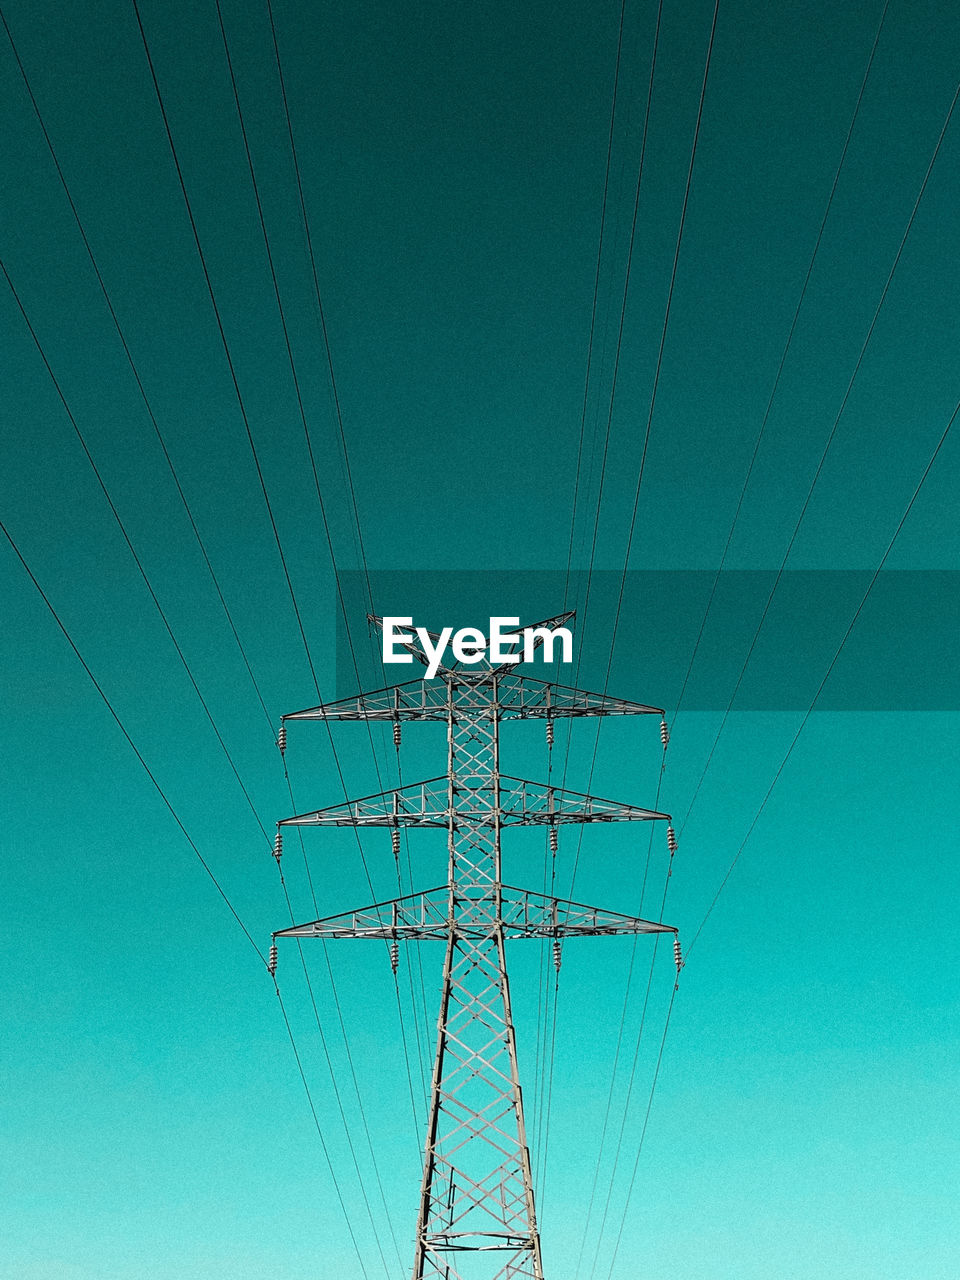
left=1, top=0, right=958, bottom=1277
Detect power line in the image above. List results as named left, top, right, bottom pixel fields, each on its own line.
left=263, top=0, right=394, bottom=781
left=212, top=0, right=371, bottom=688
left=604, top=977, right=679, bottom=1279
left=670, top=0, right=892, bottom=720
left=278, top=784, right=404, bottom=1271
left=7, top=15, right=405, bottom=1247
left=686, top=392, right=959, bottom=957
left=566, top=0, right=666, bottom=676
left=596, top=0, right=721, bottom=681
left=213, top=0, right=395, bottom=802
left=574, top=738, right=668, bottom=1272
left=563, top=0, right=632, bottom=613
left=1, top=256, right=273, bottom=847
left=130, top=9, right=396, bottom=1041
left=0, top=515, right=266, bottom=964
left=587, top=881, right=672, bottom=1278
left=264, top=0, right=375, bottom=620
left=543, top=0, right=659, bottom=1167
left=277, top=880, right=400, bottom=1277
left=131, top=0, right=324, bottom=701
left=0, top=2, right=277, bottom=739
left=273, top=979, right=374, bottom=1280
left=2, top=503, right=391, bottom=1272
left=571, top=21, right=895, bottom=1238
left=3, top=249, right=399, bottom=1263
left=533, top=45, right=717, bottom=1209
left=677, top=73, right=960, bottom=842
left=547, top=0, right=717, bottom=1234
left=557, top=0, right=717, bottom=900
left=6, top=18, right=400, bottom=1246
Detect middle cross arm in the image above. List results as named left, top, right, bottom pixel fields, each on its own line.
left=274, top=885, right=676, bottom=941
left=279, top=776, right=669, bottom=829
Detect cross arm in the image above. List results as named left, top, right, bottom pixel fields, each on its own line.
left=278, top=776, right=669, bottom=829
left=273, top=885, right=676, bottom=942
left=281, top=674, right=662, bottom=723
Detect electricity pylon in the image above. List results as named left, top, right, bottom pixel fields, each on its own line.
left=271, top=614, right=679, bottom=1279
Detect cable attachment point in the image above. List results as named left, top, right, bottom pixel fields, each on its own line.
left=549, top=826, right=558, bottom=855
left=268, top=942, right=278, bottom=976
left=673, top=935, right=684, bottom=974
left=277, top=724, right=287, bottom=755
left=553, top=939, right=562, bottom=973
left=546, top=718, right=554, bottom=749
left=393, top=720, right=402, bottom=748
left=389, top=939, right=399, bottom=975
left=273, top=830, right=283, bottom=864
left=666, top=825, right=678, bottom=854
left=391, top=828, right=401, bottom=858
left=660, top=717, right=670, bottom=749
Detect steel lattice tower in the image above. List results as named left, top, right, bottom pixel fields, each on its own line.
left=272, top=615, right=679, bottom=1279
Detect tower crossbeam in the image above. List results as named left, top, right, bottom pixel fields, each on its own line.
left=283, top=673, right=663, bottom=724
left=279, top=776, right=668, bottom=829
left=275, top=885, right=675, bottom=942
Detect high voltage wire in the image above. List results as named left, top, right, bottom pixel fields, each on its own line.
left=573, top=61, right=960, bottom=1262
left=566, top=0, right=666, bottom=680
left=278, top=883, right=402, bottom=1276
left=131, top=9, right=421, bottom=1234
left=130, top=0, right=324, bottom=702
left=212, top=0, right=374, bottom=705
left=5, top=4, right=412, bottom=1257
left=1, top=464, right=398, bottom=1272
left=0, top=503, right=385, bottom=1271
left=0, top=2, right=276, bottom=739
left=593, top=0, right=721, bottom=678
left=0, top=518, right=269, bottom=967
left=393, top=745, right=435, bottom=1116
left=6, top=1, right=953, bottom=1272
left=4, top=0, right=388, bottom=842
left=0, top=257, right=274, bottom=849
left=263, top=0, right=375, bottom=620
left=587, top=882, right=673, bottom=1277
left=676, top=71, right=960, bottom=845
left=557, top=25, right=950, bottom=1251
left=535, top=0, right=670, bottom=1206
left=605, top=978, right=679, bottom=1279
left=212, top=0, right=395, bottom=799
left=670, top=0, right=893, bottom=721
left=574, top=741, right=669, bottom=1274
left=566, top=9, right=892, bottom=1247
left=685, top=392, right=958, bottom=958
left=537, top=0, right=718, bottom=1229
left=558, top=0, right=717, bottom=857
left=272, top=979, right=373, bottom=1279
left=0, top=272, right=395, bottom=1269
left=279, top=783, right=405, bottom=1271
left=563, top=0, right=631, bottom=613
left=263, top=0, right=395, bottom=771
left=585, top=39, right=956, bottom=1264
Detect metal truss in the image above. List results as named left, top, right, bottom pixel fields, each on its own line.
left=279, top=776, right=669, bottom=830
left=273, top=617, right=677, bottom=1279
left=275, top=885, right=676, bottom=943
left=283, top=673, right=664, bottom=725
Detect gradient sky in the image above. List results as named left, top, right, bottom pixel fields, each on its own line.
left=2, top=0, right=959, bottom=1277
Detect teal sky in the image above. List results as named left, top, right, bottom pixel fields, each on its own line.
left=2, top=0, right=958, bottom=1277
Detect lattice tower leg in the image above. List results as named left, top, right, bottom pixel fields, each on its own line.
left=412, top=678, right=544, bottom=1280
